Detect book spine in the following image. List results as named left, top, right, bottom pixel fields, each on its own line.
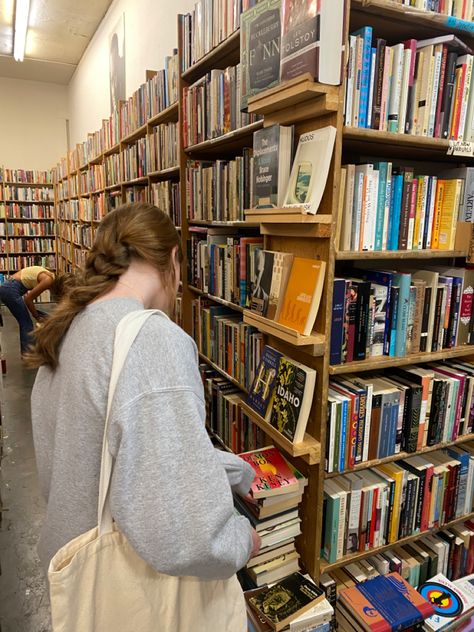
left=441, top=52, right=459, bottom=139
left=357, top=27, right=373, bottom=129
left=372, top=39, right=386, bottom=130
left=398, top=170, right=414, bottom=250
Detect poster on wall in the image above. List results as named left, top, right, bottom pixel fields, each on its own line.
left=109, top=13, right=126, bottom=114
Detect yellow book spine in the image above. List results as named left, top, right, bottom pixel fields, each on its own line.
left=378, top=465, right=403, bottom=543
left=431, top=180, right=445, bottom=249
left=438, top=179, right=462, bottom=250
left=412, top=176, right=425, bottom=249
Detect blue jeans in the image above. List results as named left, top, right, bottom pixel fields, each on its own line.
left=0, top=279, right=33, bottom=354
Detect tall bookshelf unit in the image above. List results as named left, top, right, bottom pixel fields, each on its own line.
left=54, top=1, right=474, bottom=583
left=0, top=176, right=56, bottom=275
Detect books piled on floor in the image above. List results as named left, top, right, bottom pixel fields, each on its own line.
left=340, top=163, right=469, bottom=253
left=326, top=361, right=474, bottom=473
left=247, top=345, right=316, bottom=445
left=237, top=447, right=306, bottom=588
left=323, top=442, right=474, bottom=564
left=337, top=572, right=435, bottom=631
left=330, top=266, right=474, bottom=366
left=345, top=30, right=474, bottom=141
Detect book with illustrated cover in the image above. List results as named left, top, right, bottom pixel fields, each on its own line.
left=240, top=0, right=282, bottom=111
left=277, top=257, right=326, bottom=336
left=249, top=572, right=325, bottom=631
left=248, top=345, right=282, bottom=419
left=239, top=446, right=299, bottom=498
left=251, top=249, right=294, bottom=319
left=283, top=126, right=336, bottom=215
left=269, top=355, right=316, bottom=444
left=253, top=124, right=294, bottom=208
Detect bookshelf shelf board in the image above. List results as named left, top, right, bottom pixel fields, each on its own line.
left=123, top=176, right=149, bottom=186
left=88, top=155, right=103, bottom=166
left=320, top=510, right=474, bottom=573
left=91, top=188, right=105, bottom=194
left=120, top=122, right=148, bottom=146
left=239, top=400, right=321, bottom=466
left=325, top=432, right=474, bottom=479
left=182, top=29, right=240, bottom=84
left=329, top=345, right=474, bottom=374
left=148, top=166, right=180, bottom=180
left=343, top=127, right=473, bottom=160
left=103, top=143, right=121, bottom=157
left=6, top=217, right=53, bottom=221
left=189, top=219, right=259, bottom=228
left=351, top=0, right=474, bottom=44
left=336, top=249, right=468, bottom=260
left=105, top=183, right=122, bottom=191
left=8, top=251, right=55, bottom=255
left=243, top=311, right=326, bottom=356
left=2, top=181, right=53, bottom=188
left=147, top=101, right=179, bottom=127
left=2, top=200, right=54, bottom=204
left=245, top=208, right=333, bottom=238
left=188, top=285, right=244, bottom=313
left=248, top=73, right=340, bottom=124
left=184, top=121, right=263, bottom=157
left=198, top=352, right=248, bottom=394
left=8, top=234, right=56, bottom=238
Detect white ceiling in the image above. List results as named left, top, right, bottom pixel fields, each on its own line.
left=0, top=0, right=113, bottom=84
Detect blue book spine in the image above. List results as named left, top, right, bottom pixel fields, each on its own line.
left=394, top=273, right=412, bottom=358
left=422, top=176, right=434, bottom=249
left=389, top=287, right=399, bottom=357
left=379, top=399, right=393, bottom=458
left=374, top=162, right=387, bottom=250
left=353, top=27, right=373, bottom=128
left=330, top=280, right=347, bottom=365
left=388, top=174, right=403, bottom=250
left=339, top=400, right=348, bottom=472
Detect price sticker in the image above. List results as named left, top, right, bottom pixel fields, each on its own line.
left=447, top=141, right=474, bottom=157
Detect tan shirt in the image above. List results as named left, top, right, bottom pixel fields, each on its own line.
left=20, top=266, right=53, bottom=289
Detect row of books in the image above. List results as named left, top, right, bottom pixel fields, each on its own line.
left=0, top=169, right=52, bottom=184
left=186, top=152, right=253, bottom=222
left=121, top=140, right=148, bottom=182
left=340, top=163, right=469, bottom=253
left=327, top=361, right=474, bottom=473
left=345, top=30, right=474, bottom=141
left=124, top=186, right=148, bottom=204
left=182, top=64, right=260, bottom=147
left=73, top=248, right=86, bottom=268
left=79, top=165, right=105, bottom=194
left=6, top=254, right=55, bottom=269
left=330, top=265, right=474, bottom=366
left=6, top=238, right=55, bottom=253
left=200, top=368, right=265, bottom=453
left=70, top=224, right=92, bottom=249
left=119, top=51, right=179, bottom=138
left=6, top=221, right=55, bottom=236
left=398, top=0, right=474, bottom=19
left=323, top=442, right=474, bottom=563
left=187, top=227, right=263, bottom=307
left=105, top=154, right=121, bottom=188
left=2, top=186, right=54, bottom=202
left=0, top=204, right=53, bottom=220
left=191, top=295, right=263, bottom=391
left=150, top=181, right=181, bottom=227
left=147, top=122, right=179, bottom=173
left=180, top=0, right=245, bottom=71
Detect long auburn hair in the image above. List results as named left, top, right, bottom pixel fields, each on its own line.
left=27, top=203, right=182, bottom=370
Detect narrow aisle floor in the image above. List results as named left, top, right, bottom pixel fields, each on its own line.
left=0, top=312, right=51, bottom=632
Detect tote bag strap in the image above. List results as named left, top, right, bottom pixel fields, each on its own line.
left=98, top=309, right=161, bottom=535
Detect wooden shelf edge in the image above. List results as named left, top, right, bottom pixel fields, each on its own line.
left=239, top=400, right=321, bottom=466
left=320, top=511, right=474, bottom=572
left=343, top=126, right=460, bottom=154
left=243, top=310, right=326, bottom=355
left=188, top=285, right=244, bottom=313
left=330, top=345, right=474, bottom=374
left=336, top=249, right=468, bottom=260
left=189, top=219, right=258, bottom=227
left=181, top=29, right=240, bottom=82
left=198, top=352, right=248, bottom=394
left=326, top=432, right=474, bottom=478
left=147, top=166, right=180, bottom=179
left=147, top=101, right=179, bottom=127
left=184, top=121, right=263, bottom=154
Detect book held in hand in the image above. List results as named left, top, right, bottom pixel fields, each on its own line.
left=248, top=572, right=325, bottom=631
left=283, top=126, right=336, bottom=215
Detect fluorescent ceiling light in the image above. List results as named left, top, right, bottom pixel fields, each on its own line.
left=13, top=0, right=31, bottom=62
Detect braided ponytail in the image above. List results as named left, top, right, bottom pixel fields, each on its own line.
left=27, top=203, right=181, bottom=369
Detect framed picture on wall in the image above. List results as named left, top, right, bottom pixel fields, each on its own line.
left=109, top=13, right=126, bottom=114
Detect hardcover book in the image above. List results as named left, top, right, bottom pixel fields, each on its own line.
left=253, top=124, right=294, bottom=208
left=239, top=446, right=299, bottom=498
left=248, top=345, right=283, bottom=419
left=240, top=0, right=282, bottom=111
left=269, top=355, right=317, bottom=444
left=248, top=572, right=325, bottom=631
left=250, top=250, right=294, bottom=319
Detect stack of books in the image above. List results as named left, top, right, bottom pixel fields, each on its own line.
left=345, top=30, right=474, bottom=141
left=236, top=446, right=307, bottom=590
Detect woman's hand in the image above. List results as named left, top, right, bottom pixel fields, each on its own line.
left=250, top=529, right=262, bottom=559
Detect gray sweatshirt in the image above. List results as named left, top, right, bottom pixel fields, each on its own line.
left=31, top=298, right=255, bottom=578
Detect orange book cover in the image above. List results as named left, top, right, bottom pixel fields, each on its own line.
left=438, top=178, right=462, bottom=250
left=277, top=258, right=326, bottom=336
left=239, top=446, right=299, bottom=498
left=339, top=586, right=391, bottom=632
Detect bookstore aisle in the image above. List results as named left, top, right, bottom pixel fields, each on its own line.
left=0, top=312, right=50, bottom=632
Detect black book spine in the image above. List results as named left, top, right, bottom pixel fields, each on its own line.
left=354, top=282, right=371, bottom=361
left=419, top=286, right=432, bottom=353
left=407, top=386, right=422, bottom=453
left=372, top=39, right=386, bottom=130
left=405, top=51, right=420, bottom=134
left=431, top=286, right=445, bottom=352
left=427, top=380, right=442, bottom=445
left=398, top=170, right=414, bottom=250
left=436, top=381, right=449, bottom=445
left=400, top=388, right=410, bottom=453
left=441, top=52, right=458, bottom=139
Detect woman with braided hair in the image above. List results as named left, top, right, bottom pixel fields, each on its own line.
left=27, top=203, right=260, bottom=629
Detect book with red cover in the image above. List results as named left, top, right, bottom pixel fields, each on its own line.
left=239, top=446, right=299, bottom=498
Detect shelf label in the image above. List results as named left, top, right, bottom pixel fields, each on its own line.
left=447, top=140, right=474, bottom=157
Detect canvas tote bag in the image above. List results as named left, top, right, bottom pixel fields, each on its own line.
left=48, top=309, right=247, bottom=632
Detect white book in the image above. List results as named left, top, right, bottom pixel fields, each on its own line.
left=362, top=167, right=378, bottom=251
left=283, top=126, right=337, bottom=215
left=388, top=43, right=405, bottom=133
left=340, top=164, right=355, bottom=251
left=427, top=45, right=443, bottom=137
left=458, top=55, right=474, bottom=140
left=417, top=175, right=430, bottom=249
left=352, top=35, right=363, bottom=128
left=342, top=472, right=363, bottom=554
left=382, top=162, right=393, bottom=250
left=466, top=64, right=474, bottom=141
left=344, top=35, right=357, bottom=127
left=318, top=0, right=346, bottom=85
left=369, top=554, right=390, bottom=575
left=425, top=176, right=438, bottom=248
left=367, top=48, right=377, bottom=129
left=326, top=397, right=338, bottom=474
left=398, top=47, right=412, bottom=134
left=353, top=164, right=372, bottom=250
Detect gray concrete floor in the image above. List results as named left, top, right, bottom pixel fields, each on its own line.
left=0, top=312, right=51, bottom=632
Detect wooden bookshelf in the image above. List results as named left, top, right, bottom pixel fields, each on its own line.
left=184, top=120, right=263, bottom=158
left=188, top=285, right=244, bottom=313
left=181, top=29, right=240, bottom=83
left=336, top=249, right=469, bottom=259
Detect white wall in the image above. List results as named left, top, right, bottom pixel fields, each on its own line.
left=68, top=0, right=195, bottom=147
left=0, top=77, right=68, bottom=170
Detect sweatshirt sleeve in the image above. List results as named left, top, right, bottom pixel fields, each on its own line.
left=107, top=387, right=254, bottom=580
left=215, top=450, right=255, bottom=497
